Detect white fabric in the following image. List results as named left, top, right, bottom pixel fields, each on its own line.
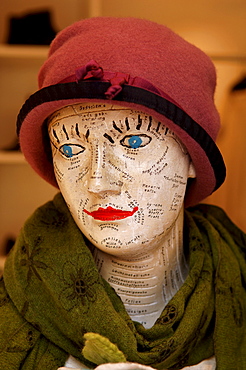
left=183, top=356, right=216, bottom=369
left=59, top=355, right=216, bottom=370
left=60, top=354, right=87, bottom=369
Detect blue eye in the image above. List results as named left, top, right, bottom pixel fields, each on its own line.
left=59, top=144, right=85, bottom=158
left=128, top=135, right=143, bottom=149
left=63, top=145, right=73, bottom=157
left=120, top=134, right=152, bottom=149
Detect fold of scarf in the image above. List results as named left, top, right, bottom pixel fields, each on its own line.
left=1, top=193, right=246, bottom=369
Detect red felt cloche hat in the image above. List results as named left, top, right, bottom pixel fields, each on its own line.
left=16, top=17, right=226, bottom=207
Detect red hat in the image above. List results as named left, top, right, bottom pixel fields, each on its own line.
left=17, top=17, right=225, bottom=206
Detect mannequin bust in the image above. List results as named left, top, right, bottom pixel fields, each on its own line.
left=47, top=102, right=217, bottom=370
left=48, top=102, right=196, bottom=329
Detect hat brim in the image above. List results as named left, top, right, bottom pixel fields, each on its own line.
left=17, top=80, right=226, bottom=207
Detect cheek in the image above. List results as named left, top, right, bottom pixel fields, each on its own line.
left=53, top=160, right=66, bottom=184
left=53, top=152, right=89, bottom=184
left=137, top=161, right=189, bottom=214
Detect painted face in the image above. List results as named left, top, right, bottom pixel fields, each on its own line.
left=48, top=103, right=195, bottom=258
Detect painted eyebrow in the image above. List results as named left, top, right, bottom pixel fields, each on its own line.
left=52, top=129, right=60, bottom=144
left=85, top=129, right=90, bottom=141
left=104, top=133, right=115, bottom=143
left=156, top=122, right=161, bottom=133
left=112, top=121, right=123, bottom=133
left=125, top=117, right=130, bottom=131
left=62, top=124, right=69, bottom=140
left=147, top=116, right=152, bottom=131
left=136, top=115, right=142, bottom=130
left=75, top=123, right=81, bottom=137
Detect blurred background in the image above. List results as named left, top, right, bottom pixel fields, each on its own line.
left=0, top=0, right=246, bottom=269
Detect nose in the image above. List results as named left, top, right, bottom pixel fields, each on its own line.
left=87, top=142, right=122, bottom=197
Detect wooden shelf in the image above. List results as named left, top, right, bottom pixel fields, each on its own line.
left=0, top=150, right=26, bottom=164
left=0, top=44, right=49, bottom=59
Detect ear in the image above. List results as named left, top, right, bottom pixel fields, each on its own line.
left=188, top=161, right=196, bottom=178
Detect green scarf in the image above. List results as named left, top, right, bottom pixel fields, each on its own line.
left=1, top=193, right=246, bottom=369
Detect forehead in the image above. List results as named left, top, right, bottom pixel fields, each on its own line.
left=48, top=102, right=130, bottom=127
left=47, top=102, right=185, bottom=150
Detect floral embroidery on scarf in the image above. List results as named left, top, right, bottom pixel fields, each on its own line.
left=20, top=237, right=49, bottom=282
left=172, top=353, right=190, bottom=369
left=39, top=207, right=68, bottom=229
left=26, top=330, right=35, bottom=347
left=59, top=255, right=101, bottom=312
left=190, top=235, right=206, bottom=252
left=6, top=328, right=36, bottom=353
left=154, top=338, right=177, bottom=362
left=157, top=304, right=178, bottom=325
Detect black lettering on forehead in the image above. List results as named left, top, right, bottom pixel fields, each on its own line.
left=164, top=127, right=169, bottom=135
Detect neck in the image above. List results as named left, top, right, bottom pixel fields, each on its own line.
left=93, top=209, right=188, bottom=328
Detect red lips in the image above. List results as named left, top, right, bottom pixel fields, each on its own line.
left=83, top=206, right=138, bottom=221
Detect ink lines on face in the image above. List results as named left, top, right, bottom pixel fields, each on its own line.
left=48, top=106, right=192, bottom=255
left=102, top=114, right=163, bottom=148
left=50, top=112, right=166, bottom=157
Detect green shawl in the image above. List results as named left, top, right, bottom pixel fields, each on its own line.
left=1, top=193, right=246, bottom=369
